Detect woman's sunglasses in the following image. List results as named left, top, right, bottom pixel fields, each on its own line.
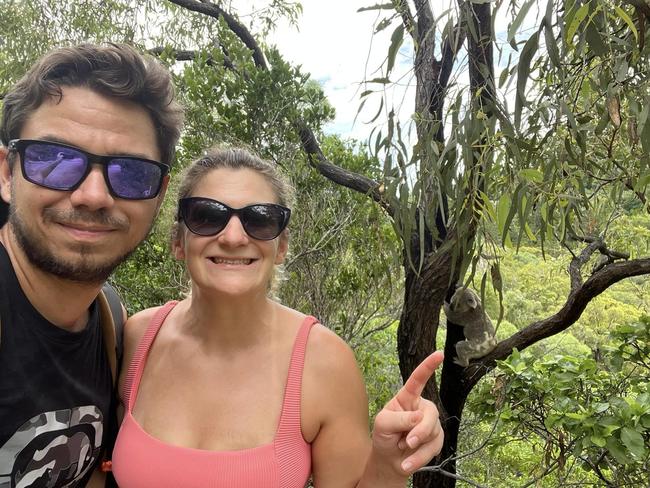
left=8, top=139, right=169, bottom=200
left=178, top=197, right=291, bottom=241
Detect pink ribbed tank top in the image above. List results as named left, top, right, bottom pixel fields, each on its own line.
left=112, top=302, right=314, bottom=488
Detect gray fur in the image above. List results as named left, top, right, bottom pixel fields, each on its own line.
left=444, top=287, right=497, bottom=367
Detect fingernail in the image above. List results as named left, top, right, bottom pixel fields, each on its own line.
left=402, top=460, right=413, bottom=472
left=406, top=435, right=418, bottom=448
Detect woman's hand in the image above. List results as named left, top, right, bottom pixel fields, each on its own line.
left=370, top=351, right=444, bottom=478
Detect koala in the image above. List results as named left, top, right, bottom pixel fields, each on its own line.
left=444, top=287, right=497, bottom=367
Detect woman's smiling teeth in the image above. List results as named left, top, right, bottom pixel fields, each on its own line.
left=209, top=257, right=254, bottom=265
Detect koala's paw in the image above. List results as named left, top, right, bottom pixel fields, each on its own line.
left=453, top=356, right=469, bottom=367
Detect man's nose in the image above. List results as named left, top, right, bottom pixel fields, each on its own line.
left=68, top=166, right=115, bottom=210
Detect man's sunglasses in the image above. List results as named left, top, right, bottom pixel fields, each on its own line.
left=178, top=197, right=291, bottom=241
left=8, top=139, right=169, bottom=200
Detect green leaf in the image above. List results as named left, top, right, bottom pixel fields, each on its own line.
left=479, top=191, right=497, bottom=222
left=386, top=24, right=404, bottom=75
left=643, top=117, right=650, bottom=154
left=585, top=20, right=607, bottom=57
left=507, top=0, right=536, bottom=44
left=590, top=435, right=607, bottom=448
left=566, top=3, right=589, bottom=46
left=368, top=77, right=391, bottom=85
left=524, top=222, right=536, bottom=242
left=357, top=3, right=394, bottom=13
left=606, top=435, right=631, bottom=464
left=368, top=97, right=384, bottom=124
left=543, top=0, right=560, bottom=66
left=621, top=427, right=646, bottom=459
left=515, top=31, right=539, bottom=129
left=519, top=168, right=544, bottom=183
left=498, top=66, right=509, bottom=89
left=497, top=193, right=511, bottom=240
left=594, top=402, right=610, bottom=413
left=614, top=6, right=638, bottom=42
left=635, top=172, right=650, bottom=192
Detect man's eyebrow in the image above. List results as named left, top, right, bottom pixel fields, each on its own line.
left=33, top=135, right=158, bottom=160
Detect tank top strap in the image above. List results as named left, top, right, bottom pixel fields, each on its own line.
left=123, top=301, right=179, bottom=412
left=276, top=315, right=319, bottom=440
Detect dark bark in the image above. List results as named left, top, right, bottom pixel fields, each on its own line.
left=166, top=0, right=268, bottom=69
left=295, top=120, right=394, bottom=216
left=411, top=2, right=495, bottom=486
left=149, top=46, right=237, bottom=71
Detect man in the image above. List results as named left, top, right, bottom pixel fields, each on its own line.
left=0, top=43, right=183, bottom=487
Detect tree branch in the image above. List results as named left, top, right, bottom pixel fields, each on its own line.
left=166, top=0, right=268, bottom=69
left=162, top=1, right=393, bottom=216
left=295, top=120, right=394, bottom=216
left=437, top=16, right=466, bottom=92
left=394, top=0, right=417, bottom=41
left=149, top=46, right=237, bottom=72
left=568, top=238, right=603, bottom=290
left=413, top=0, right=434, bottom=37
left=464, top=256, right=650, bottom=388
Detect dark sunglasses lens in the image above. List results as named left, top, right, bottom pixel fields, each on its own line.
left=22, top=142, right=86, bottom=190
left=183, top=199, right=230, bottom=236
left=107, top=159, right=163, bottom=199
left=242, top=205, right=286, bottom=240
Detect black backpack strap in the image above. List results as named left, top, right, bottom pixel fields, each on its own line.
left=100, top=282, right=125, bottom=371
left=97, top=282, right=125, bottom=484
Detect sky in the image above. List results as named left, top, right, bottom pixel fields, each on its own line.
left=238, top=0, right=541, bottom=145
left=260, top=0, right=410, bottom=143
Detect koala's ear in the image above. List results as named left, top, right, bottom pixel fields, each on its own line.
left=466, top=292, right=479, bottom=309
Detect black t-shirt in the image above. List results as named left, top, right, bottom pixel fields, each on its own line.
left=0, top=244, right=112, bottom=487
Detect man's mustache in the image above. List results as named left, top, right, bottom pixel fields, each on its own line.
left=43, top=208, right=129, bottom=230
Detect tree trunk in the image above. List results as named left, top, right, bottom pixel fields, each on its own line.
left=406, top=3, right=495, bottom=486
left=398, top=241, right=468, bottom=487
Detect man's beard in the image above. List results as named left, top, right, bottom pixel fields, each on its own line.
left=9, top=205, right=142, bottom=284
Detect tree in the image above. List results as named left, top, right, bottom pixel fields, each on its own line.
left=143, top=1, right=649, bottom=486
left=2, top=1, right=650, bottom=486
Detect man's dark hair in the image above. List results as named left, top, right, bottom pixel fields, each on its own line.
left=1, top=43, right=183, bottom=167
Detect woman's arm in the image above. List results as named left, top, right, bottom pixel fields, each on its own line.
left=303, top=325, right=373, bottom=487
left=304, top=326, right=444, bottom=488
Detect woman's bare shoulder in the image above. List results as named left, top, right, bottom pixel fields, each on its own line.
left=309, top=322, right=356, bottom=363
left=301, top=320, right=368, bottom=443
left=123, top=306, right=164, bottom=347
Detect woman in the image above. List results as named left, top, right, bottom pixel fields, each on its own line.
left=112, top=147, right=444, bottom=487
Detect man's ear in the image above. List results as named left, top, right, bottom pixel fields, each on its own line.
left=0, top=146, right=13, bottom=205
left=275, top=232, right=289, bottom=265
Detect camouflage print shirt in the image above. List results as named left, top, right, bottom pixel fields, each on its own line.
left=0, top=244, right=113, bottom=488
